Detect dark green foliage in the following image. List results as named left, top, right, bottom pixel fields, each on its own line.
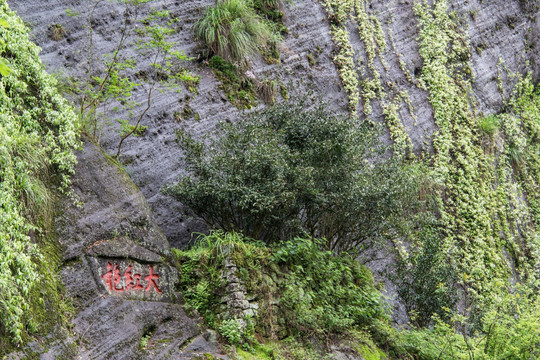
left=209, top=55, right=239, bottom=80
left=173, top=231, right=385, bottom=343
left=174, top=231, right=269, bottom=329
left=165, top=99, right=420, bottom=252
left=271, top=237, right=385, bottom=336
left=176, top=232, right=540, bottom=360
left=393, top=222, right=459, bottom=327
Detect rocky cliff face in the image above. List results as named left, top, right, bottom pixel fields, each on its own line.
left=5, top=0, right=539, bottom=358
left=6, top=140, right=227, bottom=359
left=8, top=0, right=347, bottom=249
left=9, top=0, right=538, bottom=249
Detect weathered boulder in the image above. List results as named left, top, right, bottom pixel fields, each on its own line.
left=12, top=140, right=229, bottom=359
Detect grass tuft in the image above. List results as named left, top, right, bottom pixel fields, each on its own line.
left=194, top=0, right=273, bottom=65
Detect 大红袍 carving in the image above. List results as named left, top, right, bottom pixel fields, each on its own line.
left=101, top=262, right=163, bottom=294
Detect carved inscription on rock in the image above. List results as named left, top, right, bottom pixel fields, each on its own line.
left=101, top=262, right=162, bottom=294
left=95, top=259, right=172, bottom=300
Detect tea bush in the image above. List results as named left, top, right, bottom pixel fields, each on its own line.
left=165, top=99, right=421, bottom=252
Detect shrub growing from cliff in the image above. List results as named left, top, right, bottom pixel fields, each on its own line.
left=71, top=4, right=195, bottom=157
left=194, top=0, right=273, bottom=65
left=393, top=221, right=459, bottom=327
left=165, top=100, right=421, bottom=252
left=0, top=3, right=79, bottom=345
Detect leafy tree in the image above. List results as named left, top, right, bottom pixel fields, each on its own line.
left=70, top=1, right=198, bottom=157
left=165, top=99, right=421, bottom=252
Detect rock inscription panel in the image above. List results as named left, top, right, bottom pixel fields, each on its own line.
left=94, top=258, right=174, bottom=301
left=101, top=262, right=162, bottom=294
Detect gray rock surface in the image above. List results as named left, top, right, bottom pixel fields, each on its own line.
left=8, top=0, right=538, bottom=249
left=13, top=140, right=229, bottom=359
left=4, top=0, right=539, bottom=355
left=219, top=253, right=260, bottom=322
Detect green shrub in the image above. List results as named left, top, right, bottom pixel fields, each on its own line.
left=173, top=231, right=385, bottom=342
left=218, top=318, right=244, bottom=346
left=393, top=221, right=459, bottom=327
left=380, top=286, right=540, bottom=360
left=480, top=288, right=540, bottom=359
left=271, top=237, right=385, bottom=336
left=48, top=23, right=65, bottom=41
left=174, top=231, right=267, bottom=328
left=194, top=0, right=273, bottom=64
left=175, top=233, right=540, bottom=359
left=165, top=99, right=421, bottom=252
left=218, top=316, right=256, bottom=349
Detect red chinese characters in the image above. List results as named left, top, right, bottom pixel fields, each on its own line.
left=124, top=265, right=144, bottom=291
left=144, top=266, right=163, bottom=294
left=101, top=262, right=162, bottom=294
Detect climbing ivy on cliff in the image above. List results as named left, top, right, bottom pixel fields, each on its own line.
left=414, top=0, right=540, bottom=317
left=319, top=0, right=540, bottom=326
left=415, top=0, right=504, bottom=307
left=0, top=2, right=79, bottom=344
left=321, top=0, right=413, bottom=157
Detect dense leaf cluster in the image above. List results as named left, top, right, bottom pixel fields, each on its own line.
left=194, top=0, right=275, bottom=65
left=165, top=100, right=419, bottom=251
left=0, top=3, right=79, bottom=343
left=174, top=231, right=385, bottom=341
left=272, top=237, right=384, bottom=335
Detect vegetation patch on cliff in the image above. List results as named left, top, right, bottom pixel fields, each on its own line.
left=321, top=0, right=414, bottom=157
left=0, top=2, right=79, bottom=348
left=194, top=0, right=284, bottom=108
left=165, top=99, right=422, bottom=251
left=413, top=0, right=540, bottom=321
left=173, top=231, right=388, bottom=358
